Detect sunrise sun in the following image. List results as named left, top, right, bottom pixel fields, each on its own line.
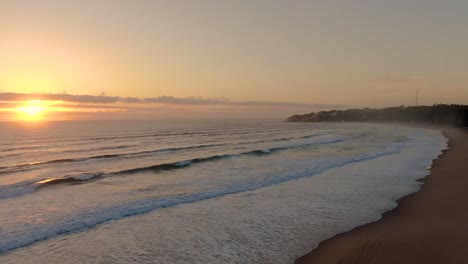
left=15, top=100, right=49, bottom=121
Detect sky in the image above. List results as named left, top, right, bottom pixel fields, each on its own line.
left=0, top=0, right=467, bottom=121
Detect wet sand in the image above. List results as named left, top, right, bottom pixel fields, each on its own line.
left=295, top=126, right=468, bottom=264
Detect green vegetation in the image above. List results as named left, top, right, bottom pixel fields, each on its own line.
left=286, top=104, right=468, bottom=127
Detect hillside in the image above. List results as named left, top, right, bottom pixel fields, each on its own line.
left=286, top=104, right=468, bottom=127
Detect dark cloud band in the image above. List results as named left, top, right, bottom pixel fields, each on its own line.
left=0, top=92, right=337, bottom=109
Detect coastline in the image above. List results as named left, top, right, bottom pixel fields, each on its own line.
left=295, top=125, right=468, bottom=264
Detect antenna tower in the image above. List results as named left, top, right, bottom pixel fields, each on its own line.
left=415, top=89, right=418, bottom=106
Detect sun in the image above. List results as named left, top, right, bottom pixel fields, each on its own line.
left=15, top=100, right=49, bottom=121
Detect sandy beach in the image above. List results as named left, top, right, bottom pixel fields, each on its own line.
left=295, top=126, right=468, bottom=264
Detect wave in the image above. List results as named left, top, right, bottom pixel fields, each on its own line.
left=0, top=145, right=45, bottom=152
left=0, top=126, right=310, bottom=157
left=115, top=136, right=348, bottom=175
left=0, top=133, right=331, bottom=175
left=0, top=182, right=36, bottom=200
left=0, top=143, right=223, bottom=174
left=0, top=139, right=410, bottom=254
left=0, top=129, right=225, bottom=155
left=0, top=173, right=105, bottom=200
left=85, top=127, right=274, bottom=141
left=58, top=144, right=134, bottom=155
left=0, top=145, right=133, bottom=163
left=35, top=172, right=104, bottom=186
left=0, top=135, right=349, bottom=200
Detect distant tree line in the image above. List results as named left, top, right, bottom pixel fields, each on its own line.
left=286, top=104, right=468, bottom=127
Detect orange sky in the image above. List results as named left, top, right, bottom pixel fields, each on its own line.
left=0, top=93, right=338, bottom=121
left=1, top=1, right=467, bottom=121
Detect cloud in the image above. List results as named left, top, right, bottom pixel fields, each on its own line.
left=227, top=100, right=336, bottom=108
left=50, top=103, right=130, bottom=110
left=0, top=102, right=19, bottom=109
left=142, top=96, right=227, bottom=105
left=120, top=97, right=142, bottom=103
left=0, top=92, right=338, bottom=109
left=0, top=92, right=124, bottom=104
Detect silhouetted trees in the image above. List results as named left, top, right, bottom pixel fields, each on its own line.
left=286, top=104, right=468, bottom=127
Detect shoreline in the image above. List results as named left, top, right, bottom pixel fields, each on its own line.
left=295, top=125, right=468, bottom=264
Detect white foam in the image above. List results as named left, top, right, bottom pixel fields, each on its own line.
left=0, top=124, right=447, bottom=264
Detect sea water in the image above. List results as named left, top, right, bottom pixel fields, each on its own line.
left=0, top=120, right=446, bottom=263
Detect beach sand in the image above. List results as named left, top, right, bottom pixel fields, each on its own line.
left=295, top=126, right=468, bottom=264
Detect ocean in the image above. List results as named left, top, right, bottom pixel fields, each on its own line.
left=0, top=120, right=446, bottom=263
